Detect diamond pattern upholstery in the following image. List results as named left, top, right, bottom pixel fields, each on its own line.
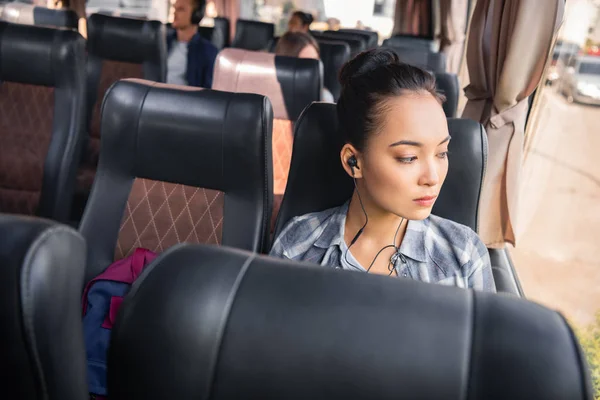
left=0, top=83, right=54, bottom=215
left=115, top=178, right=224, bottom=260
left=273, top=119, right=293, bottom=195
left=77, top=61, right=144, bottom=192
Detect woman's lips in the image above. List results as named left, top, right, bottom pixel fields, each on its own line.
left=413, top=195, right=438, bottom=207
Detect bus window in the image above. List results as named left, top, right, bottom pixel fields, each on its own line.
left=241, top=0, right=396, bottom=40
left=516, top=0, right=600, bottom=396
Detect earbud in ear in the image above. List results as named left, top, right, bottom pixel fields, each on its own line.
left=347, top=155, right=358, bottom=176
left=347, top=155, right=358, bottom=169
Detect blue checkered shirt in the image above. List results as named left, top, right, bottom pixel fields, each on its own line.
left=270, top=201, right=496, bottom=292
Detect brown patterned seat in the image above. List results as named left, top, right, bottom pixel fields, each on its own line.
left=212, top=48, right=322, bottom=230
left=0, top=22, right=86, bottom=222
left=79, top=79, right=272, bottom=283
left=74, top=14, right=167, bottom=215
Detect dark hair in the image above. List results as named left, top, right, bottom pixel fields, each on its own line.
left=291, top=11, right=314, bottom=27
left=275, top=32, right=320, bottom=58
left=337, top=48, right=445, bottom=151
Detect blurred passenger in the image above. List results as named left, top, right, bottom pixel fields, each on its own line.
left=167, top=0, right=218, bottom=88
left=288, top=10, right=313, bottom=34
left=275, top=31, right=334, bottom=103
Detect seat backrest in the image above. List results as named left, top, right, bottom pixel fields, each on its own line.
left=273, top=103, right=487, bottom=241
left=383, top=34, right=440, bottom=52
left=0, top=22, right=86, bottom=221
left=214, top=16, right=230, bottom=47
left=0, top=214, right=87, bottom=400
left=0, top=2, right=78, bottom=29
left=81, top=14, right=167, bottom=195
left=198, top=17, right=230, bottom=50
left=311, top=30, right=365, bottom=57
left=338, top=28, right=378, bottom=48
left=316, top=39, right=351, bottom=101
left=268, top=35, right=280, bottom=52
left=435, top=72, right=459, bottom=117
left=213, top=48, right=322, bottom=197
left=79, top=79, right=273, bottom=283
left=323, top=29, right=370, bottom=50
left=384, top=45, right=447, bottom=73
left=231, top=19, right=274, bottom=51
left=108, top=243, right=594, bottom=400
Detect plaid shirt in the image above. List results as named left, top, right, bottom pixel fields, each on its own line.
left=270, top=201, right=496, bottom=292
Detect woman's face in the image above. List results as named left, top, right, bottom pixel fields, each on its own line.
left=349, top=93, right=450, bottom=221
left=288, top=15, right=308, bottom=33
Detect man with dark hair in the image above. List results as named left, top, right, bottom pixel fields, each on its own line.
left=167, top=0, right=218, bottom=88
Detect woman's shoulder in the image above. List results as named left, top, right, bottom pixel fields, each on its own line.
left=276, top=205, right=343, bottom=243
left=425, top=215, right=487, bottom=263
left=426, top=214, right=478, bottom=239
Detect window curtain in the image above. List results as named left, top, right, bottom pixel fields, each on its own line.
left=461, top=0, right=564, bottom=248
left=439, top=0, right=468, bottom=73
left=392, top=0, right=433, bottom=37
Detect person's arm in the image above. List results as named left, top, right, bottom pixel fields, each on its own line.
left=465, top=236, right=496, bottom=292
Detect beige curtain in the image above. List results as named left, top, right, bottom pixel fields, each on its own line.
left=213, top=0, right=239, bottom=38
left=438, top=0, right=468, bottom=73
left=393, top=0, right=433, bottom=37
left=461, top=0, right=564, bottom=248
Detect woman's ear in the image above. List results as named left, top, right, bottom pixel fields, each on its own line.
left=340, top=144, right=363, bottom=179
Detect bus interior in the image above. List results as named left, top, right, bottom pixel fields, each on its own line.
left=0, top=0, right=599, bottom=398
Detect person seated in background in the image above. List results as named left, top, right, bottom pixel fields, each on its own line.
left=167, top=0, right=218, bottom=88
left=274, top=31, right=335, bottom=103
left=287, top=10, right=313, bottom=34
left=327, top=17, right=341, bottom=31
left=270, top=49, right=495, bottom=292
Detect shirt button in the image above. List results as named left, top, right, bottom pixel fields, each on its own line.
left=402, top=272, right=408, bottom=277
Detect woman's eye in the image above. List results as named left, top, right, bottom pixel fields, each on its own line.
left=396, top=156, right=417, bottom=164
left=437, top=151, right=449, bottom=159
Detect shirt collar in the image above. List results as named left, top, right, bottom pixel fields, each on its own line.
left=313, top=201, right=428, bottom=263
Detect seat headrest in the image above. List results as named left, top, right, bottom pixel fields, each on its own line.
left=315, top=39, right=351, bottom=101
left=231, top=19, right=274, bottom=51
left=108, top=243, right=594, bottom=400
left=213, top=48, right=322, bottom=121
left=213, top=16, right=230, bottom=48
left=323, top=29, right=369, bottom=49
left=312, top=31, right=365, bottom=56
left=93, top=78, right=272, bottom=190
left=0, top=214, right=87, bottom=400
left=273, top=103, right=486, bottom=239
left=0, top=21, right=84, bottom=87
left=32, top=7, right=78, bottom=29
left=435, top=72, right=459, bottom=117
left=383, top=35, right=440, bottom=52
left=87, top=13, right=166, bottom=63
left=384, top=45, right=447, bottom=73
left=338, top=28, right=379, bottom=48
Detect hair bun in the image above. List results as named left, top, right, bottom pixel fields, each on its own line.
left=305, top=12, right=314, bottom=24
left=339, top=49, right=400, bottom=86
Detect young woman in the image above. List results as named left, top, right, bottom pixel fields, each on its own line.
left=270, top=49, right=495, bottom=292
left=274, top=32, right=335, bottom=103
left=287, top=10, right=313, bottom=34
